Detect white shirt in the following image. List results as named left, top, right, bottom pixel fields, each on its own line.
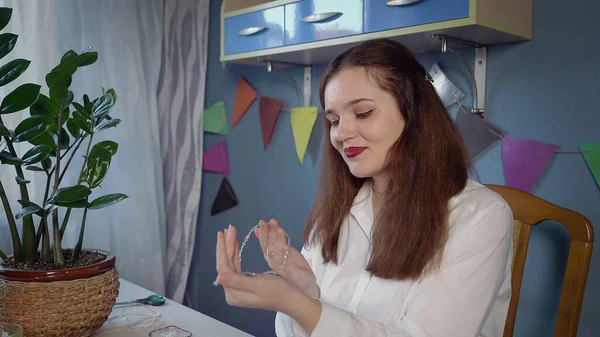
left=275, top=179, right=513, bottom=337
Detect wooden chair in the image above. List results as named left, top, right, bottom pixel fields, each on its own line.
left=486, top=185, right=594, bottom=337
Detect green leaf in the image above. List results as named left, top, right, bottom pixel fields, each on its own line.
left=85, top=148, right=111, bottom=188
left=45, top=70, right=65, bottom=88
left=13, top=125, right=48, bottom=143
left=64, top=91, right=74, bottom=108
left=92, top=94, right=114, bottom=118
left=0, top=8, right=13, bottom=32
left=104, top=88, right=117, bottom=104
left=28, top=131, right=55, bottom=147
left=22, top=144, right=53, bottom=164
left=0, top=150, right=23, bottom=165
left=0, top=124, right=11, bottom=136
left=83, top=94, right=92, bottom=112
left=47, top=185, right=92, bottom=204
left=0, top=33, right=18, bottom=60
left=76, top=51, right=98, bottom=67
left=95, top=118, right=121, bottom=132
left=17, top=200, right=46, bottom=216
left=48, top=199, right=89, bottom=208
left=88, top=193, right=128, bottom=210
left=0, top=83, right=41, bottom=114
left=30, top=94, right=60, bottom=117
left=15, top=115, right=53, bottom=134
left=25, top=166, right=45, bottom=172
left=66, top=118, right=81, bottom=138
left=15, top=206, right=42, bottom=219
left=59, top=50, right=78, bottom=78
left=57, top=127, right=70, bottom=148
left=15, top=176, right=30, bottom=184
left=0, top=59, right=30, bottom=87
left=13, top=115, right=53, bottom=143
left=92, top=140, right=118, bottom=156
left=73, top=117, right=91, bottom=134
left=50, top=83, right=68, bottom=106
left=41, top=157, right=52, bottom=171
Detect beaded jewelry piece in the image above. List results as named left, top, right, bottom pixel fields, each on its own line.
left=213, top=223, right=291, bottom=286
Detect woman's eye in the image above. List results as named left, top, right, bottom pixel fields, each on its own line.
left=329, top=119, right=339, bottom=127
left=356, top=109, right=374, bottom=119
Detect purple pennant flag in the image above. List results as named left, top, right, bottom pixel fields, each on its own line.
left=502, top=135, right=558, bottom=192
left=202, top=140, right=231, bottom=175
left=455, top=110, right=502, bottom=158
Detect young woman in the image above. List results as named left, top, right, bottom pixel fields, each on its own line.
left=214, top=38, right=513, bottom=337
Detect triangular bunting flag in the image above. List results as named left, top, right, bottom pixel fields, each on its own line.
left=203, top=101, right=228, bottom=135
left=291, top=107, right=318, bottom=164
left=455, top=110, right=502, bottom=158
left=501, top=135, right=558, bottom=192
left=580, top=142, right=600, bottom=189
left=259, top=96, right=282, bottom=149
left=202, top=140, right=231, bottom=175
left=211, top=177, right=238, bottom=216
left=232, top=77, right=257, bottom=127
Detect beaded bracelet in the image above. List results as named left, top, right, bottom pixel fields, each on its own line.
left=214, top=223, right=291, bottom=286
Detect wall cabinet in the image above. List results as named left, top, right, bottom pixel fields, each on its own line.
left=220, top=0, right=533, bottom=66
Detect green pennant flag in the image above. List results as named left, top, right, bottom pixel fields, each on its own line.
left=203, top=101, right=228, bottom=135
left=580, top=141, right=600, bottom=188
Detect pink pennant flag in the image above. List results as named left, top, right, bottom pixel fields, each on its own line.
left=203, top=140, right=231, bottom=175
left=501, top=135, right=558, bottom=192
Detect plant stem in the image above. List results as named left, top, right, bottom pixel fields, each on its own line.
left=0, top=248, right=7, bottom=262
left=72, top=207, right=87, bottom=261
left=60, top=133, right=94, bottom=241
left=52, top=112, right=64, bottom=265
left=0, top=116, right=36, bottom=263
left=0, top=178, right=23, bottom=261
left=41, top=216, right=50, bottom=263
left=58, top=136, right=85, bottom=185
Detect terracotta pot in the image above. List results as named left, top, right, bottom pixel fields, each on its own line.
left=0, top=249, right=120, bottom=337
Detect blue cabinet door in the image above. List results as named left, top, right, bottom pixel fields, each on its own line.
left=224, top=6, right=285, bottom=55
left=285, top=0, right=364, bottom=46
left=364, top=0, right=469, bottom=34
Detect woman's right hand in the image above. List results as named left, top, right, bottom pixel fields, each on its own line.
left=255, top=219, right=318, bottom=298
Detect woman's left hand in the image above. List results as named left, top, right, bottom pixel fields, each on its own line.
left=215, top=225, right=297, bottom=313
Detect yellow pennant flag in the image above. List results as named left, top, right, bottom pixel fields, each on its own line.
left=291, top=107, right=318, bottom=164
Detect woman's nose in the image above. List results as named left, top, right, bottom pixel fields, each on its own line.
left=334, top=117, right=356, bottom=143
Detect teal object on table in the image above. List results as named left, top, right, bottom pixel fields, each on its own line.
left=114, top=294, right=165, bottom=306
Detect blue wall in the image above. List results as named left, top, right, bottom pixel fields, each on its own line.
left=186, top=0, right=600, bottom=336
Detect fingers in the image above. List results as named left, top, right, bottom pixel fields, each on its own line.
left=216, top=231, right=232, bottom=274
left=225, top=225, right=237, bottom=267
left=258, top=220, right=269, bottom=252
left=233, top=239, right=241, bottom=273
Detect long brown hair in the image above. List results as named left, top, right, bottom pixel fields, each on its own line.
left=304, top=39, right=471, bottom=280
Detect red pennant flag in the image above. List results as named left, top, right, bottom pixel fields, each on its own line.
left=232, top=77, right=257, bottom=127
left=259, top=96, right=282, bottom=149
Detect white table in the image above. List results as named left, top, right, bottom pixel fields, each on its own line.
left=93, top=279, right=253, bottom=337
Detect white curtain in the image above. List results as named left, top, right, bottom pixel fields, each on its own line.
left=0, top=0, right=167, bottom=294
left=158, top=0, right=209, bottom=303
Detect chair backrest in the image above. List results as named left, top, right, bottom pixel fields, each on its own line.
left=486, top=185, right=594, bottom=337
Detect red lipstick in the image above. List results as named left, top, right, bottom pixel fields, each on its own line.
left=344, top=147, right=367, bottom=158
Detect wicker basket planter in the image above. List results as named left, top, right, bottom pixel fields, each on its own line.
left=0, top=249, right=120, bottom=337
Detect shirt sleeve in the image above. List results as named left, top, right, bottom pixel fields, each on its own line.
left=310, top=203, right=514, bottom=337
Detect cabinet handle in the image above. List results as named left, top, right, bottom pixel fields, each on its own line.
left=302, top=12, right=343, bottom=23
left=237, top=26, right=268, bottom=36
left=386, top=0, right=424, bottom=6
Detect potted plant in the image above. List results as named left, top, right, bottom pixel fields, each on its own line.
left=0, top=6, right=127, bottom=337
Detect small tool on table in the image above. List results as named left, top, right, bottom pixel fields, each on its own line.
left=114, top=294, right=165, bottom=306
